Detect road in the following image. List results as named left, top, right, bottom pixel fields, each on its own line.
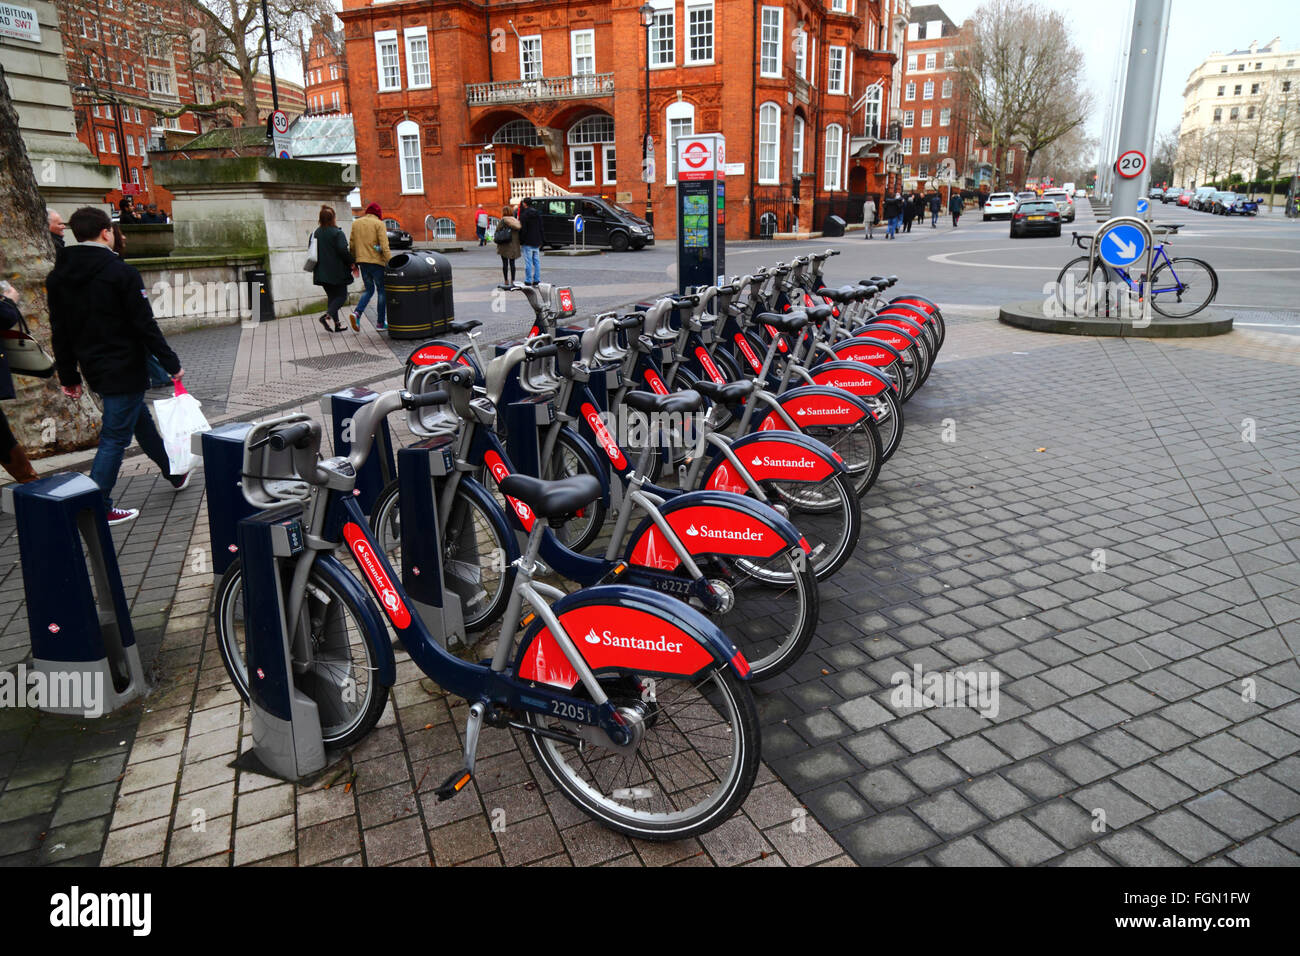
left=421, top=198, right=1300, bottom=337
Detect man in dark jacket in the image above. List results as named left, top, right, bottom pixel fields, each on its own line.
left=948, top=191, right=964, bottom=227
left=928, top=192, right=941, bottom=227
left=48, top=206, right=187, bottom=525
left=48, top=209, right=66, bottom=254
left=518, top=198, right=544, bottom=285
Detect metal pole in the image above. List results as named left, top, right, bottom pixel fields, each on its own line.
left=261, top=0, right=280, bottom=111
left=644, top=22, right=653, bottom=228
left=1110, top=0, right=1171, bottom=216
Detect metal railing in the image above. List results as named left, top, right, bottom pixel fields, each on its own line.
left=466, top=73, right=615, bottom=106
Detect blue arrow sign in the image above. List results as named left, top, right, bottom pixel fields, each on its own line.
left=1136, top=198, right=1149, bottom=214
left=1098, top=222, right=1148, bottom=268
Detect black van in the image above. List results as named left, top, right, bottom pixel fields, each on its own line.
left=532, top=196, right=654, bottom=251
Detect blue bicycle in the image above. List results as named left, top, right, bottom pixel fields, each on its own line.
left=1057, top=231, right=1218, bottom=318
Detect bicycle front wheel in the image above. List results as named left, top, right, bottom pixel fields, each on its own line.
left=1150, top=257, right=1218, bottom=318
left=524, top=665, right=759, bottom=841
left=541, top=429, right=608, bottom=554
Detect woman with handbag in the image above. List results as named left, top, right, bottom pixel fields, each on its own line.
left=494, top=204, right=522, bottom=286
left=0, top=282, right=40, bottom=483
left=310, top=205, right=353, bottom=333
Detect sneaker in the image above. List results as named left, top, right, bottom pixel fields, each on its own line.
left=375, top=322, right=387, bottom=331
left=107, top=507, right=139, bottom=526
left=349, top=312, right=360, bottom=332
left=169, top=471, right=193, bottom=491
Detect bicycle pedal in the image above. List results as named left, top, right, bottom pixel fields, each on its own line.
left=434, top=768, right=473, bottom=802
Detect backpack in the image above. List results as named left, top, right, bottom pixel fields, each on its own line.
left=493, top=221, right=513, bottom=244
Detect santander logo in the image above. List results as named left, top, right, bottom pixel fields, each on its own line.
left=696, top=348, right=725, bottom=384
left=752, top=454, right=815, bottom=469
left=582, top=402, right=627, bottom=468
left=344, top=523, right=411, bottom=629
left=585, top=626, right=685, bottom=654
left=644, top=370, right=669, bottom=396
left=734, top=334, right=762, bottom=372
left=584, top=627, right=602, bottom=645
left=484, top=450, right=534, bottom=529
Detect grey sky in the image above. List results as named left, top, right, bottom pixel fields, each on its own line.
left=927, top=0, right=1297, bottom=154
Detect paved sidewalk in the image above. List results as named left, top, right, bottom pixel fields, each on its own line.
left=2, top=303, right=1299, bottom=866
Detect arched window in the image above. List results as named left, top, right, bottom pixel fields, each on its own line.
left=758, top=102, right=780, bottom=184
left=567, top=113, right=615, bottom=144
left=434, top=217, right=456, bottom=239
left=493, top=119, right=542, bottom=146
left=396, top=119, right=423, bottom=194
left=823, top=124, right=843, bottom=191
left=759, top=211, right=778, bottom=238
left=666, top=101, right=695, bottom=183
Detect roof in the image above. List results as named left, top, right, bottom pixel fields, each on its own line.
left=289, top=113, right=356, bottom=157
left=908, top=4, right=959, bottom=34
left=176, top=125, right=272, bottom=150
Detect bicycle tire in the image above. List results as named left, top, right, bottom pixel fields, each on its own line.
left=761, top=471, right=861, bottom=580
left=1150, top=257, right=1218, bottom=318
left=524, top=664, right=759, bottom=841
left=1055, top=257, right=1123, bottom=316
left=213, top=559, right=387, bottom=747
left=370, top=479, right=515, bottom=633
left=541, top=429, right=608, bottom=553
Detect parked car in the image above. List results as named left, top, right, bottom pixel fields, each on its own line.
left=384, top=218, right=413, bottom=249
left=1177, top=190, right=1193, bottom=207
left=1189, top=186, right=1218, bottom=211
left=982, top=192, right=1018, bottom=220
left=1161, top=188, right=1184, bottom=204
left=1211, top=192, right=1259, bottom=215
left=1010, top=199, right=1061, bottom=238
left=533, top=195, right=654, bottom=251
left=1148, top=187, right=1165, bottom=200
left=1016, top=191, right=1038, bottom=204
left=1041, top=189, right=1076, bottom=222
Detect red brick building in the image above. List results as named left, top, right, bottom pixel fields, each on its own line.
left=898, top=4, right=1024, bottom=194
left=302, top=15, right=352, bottom=116
left=337, top=0, right=904, bottom=240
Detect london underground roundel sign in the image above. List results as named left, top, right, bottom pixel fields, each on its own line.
left=1115, top=149, right=1146, bottom=179
left=683, top=141, right=709, bottom=170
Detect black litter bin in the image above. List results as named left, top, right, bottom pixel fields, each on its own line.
left=822, top=214, right=846, bottom=238
left=384, top=251, right=454, bottom=340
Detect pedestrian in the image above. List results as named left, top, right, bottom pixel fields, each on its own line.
left=117, top=197, right=139, bottom=224
left=862, top=195, right=876, bottom=239
left=885, top=193, right=903, bottom=239
left=475, top=204, right=489, bottom=246
left=494, top=204, right=522, bottom=285
left=0, top=282, right=39, bottom=485
left=347, top=201, right=391, bottom=332
left=311, top=204, right=353, bottom=334
left=518, top=197, right=543, bottom=285
left=928, top=192, right=941, bottom=227
left=902, top=193, right=915, bottom=233
left=46, top=206, right=188, bottom=525
left=141, top=204, right=164, bottom=225
left=48, top=209, right=66, bottom=254
left=949, top=190, right=964, bottom=227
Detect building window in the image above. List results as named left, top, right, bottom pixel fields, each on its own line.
left=923, top=80, right=934, bottom=99
left=1237, top=63, right=1244, bottom=71
left=405, top=28, right=431, bottom=88
left=759, top=7, right=782, bottom=77
left=96, top=130, right=105, bottom=152
left=1284, top=80, right=1293, bottom=92
left=494, top=119, right=542, bottom=146
left=921, top=109, right=932, bottom=126
left=397, top=120, right=423, bottom=193
left=1247, top=105, right=1255, bottom=119
left=476, top=151, right=496, bottom=187
left=376, top=32, right=401, bottom=91
left=568, top=113, right=615, bottom=144
left=902, top=137, right=912, bottom=155
left=1217, top=86, right=1225, bottom=96
left=942, top=77, right=953, bottom=98
left=918, top=162, right=929, bottom=177
left=919, top=136, right=930, bottom=153
left=1213, top=107, right=1222, bottom=121
left=147, top=70, right=174, bottom=95
left=519, top=35, right=542, bottom=80
left=570, top=146, right=595, bottom=185
left=823, top=123, right=842, bottom=190
left=907, top=23, right=919, bottom=41
left=793, top=28, right=806, bottom=77
left=1229, top=106, right=1239, bottom=120
left=1005, top=152, right=1014, bottom=173
left=1220, top=64, right=1228, bottom=72
left=1250, top=83, right=1259, bottom=94
left=758, top=102, right=780, bottom=183
left=666, top=101, right=694, bottom=183
left=686, top=2, right=713, bottom=64
left=330, top=64, right=338, bottom=80
left=792, top=114, right=804, bottom=174
left=831, top=0, right=847, bottom=10
left=864, top=84, right=881, bottom=138
left=571, top=29, right=595, bottom=74
left=434, top=217, right=456, bottom=239
left=827, top=46, right=845, bottom=94
left=937, top=135, right=948, bottom=153
left=903, top=110, right=914, bottom=127
left=939, top=108, right=951, bottom=126
left=603, top=144, right=617, bottom=184
left=131, top=167, right=139, bottom=184
left=925, top=52, right=936, bottom=70
left=906, top=54, right=917, bottom=72
left=1233, top=84, right=1241, bottom=95
left=126, top=136, right=135, bottom=155
left=905, top=82, right=915, bottom=100
left=650, top=7, right=675, bottom=67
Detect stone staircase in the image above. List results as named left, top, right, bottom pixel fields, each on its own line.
left=509, top=176, right=569, bottom=205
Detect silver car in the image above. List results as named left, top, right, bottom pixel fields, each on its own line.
left=1041, top=190, right=1076, bottom=222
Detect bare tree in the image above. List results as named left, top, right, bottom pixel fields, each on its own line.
left=1150, top=125, right=1178, bottom=187
left=1258, top=76, right=1300, bottom=209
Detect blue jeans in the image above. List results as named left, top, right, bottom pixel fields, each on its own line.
left=522, top=246, right=541, bottom=284
left=886, top=216, right=898, bottom=237
left=90, top=392, right=172, bottom=510
left=354, top=263, right=387, bottom=327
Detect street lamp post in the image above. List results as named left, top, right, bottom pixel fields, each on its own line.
left=74, top=84, right=131, bottom=196
left=639, top=2, right=654, bottom=228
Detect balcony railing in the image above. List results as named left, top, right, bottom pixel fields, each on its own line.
left=466, top=73, right=615, bottom=106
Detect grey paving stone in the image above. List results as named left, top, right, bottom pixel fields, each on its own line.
left=1114, top=764, right=1197, bottom=811
left=932, top=835, right=1006, bottom=867
left=896, top=753, right=967, bottom=793
left=981, top=818, right=1063, bottom=865
left=941, top=736, right=1013, bottom=777
left=1047, top=744, right=1119, bottom=787
left=1083, top=728, right=1159, bottom=768
left=840, top=813, right=939, bottom=866
left=1003, top=760, right=1074, bottom=801
left=1071, top=781, right=1154, bottom=830
left=855, top=768, right=923, bottom=811
left=960, top=775, right=1033, bottom=820
left=980, top=722, right=1052, bottom=760
left=1191, top=732, right=1273, bottom=776
left=833, top=695, right=896, bottom=732
left=1140, top=809, right=1232, bottom=863
left=841, top=729, right=907, bottom=768
left=1153, top=749, right=1237, bottom=792
left=1026, top=799, right=1099, bottom=850
left=1122, top=714, right=1196, bottom=751
left=1097, top=829, right=1186, bottom=866
left=911, top=789, right=988, bottom=838
left=1023, top=707, right=1094, bottom=745
left=884, top=713, right=951, bottom=754
left=1184, top=790, right=1273, bottom=843
left=1224, top=836, right=1300, bottom=866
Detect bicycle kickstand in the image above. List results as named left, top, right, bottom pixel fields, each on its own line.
left=434, top=701, right=486, bottom=801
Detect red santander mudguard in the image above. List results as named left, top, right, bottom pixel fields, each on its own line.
left=697, top=430, right=845, bottom=496
left=807, top=361, right=893, bottom=398
left=404, top=340, right=479, bottom=389
left=515, top=585, right=749, bottom=686
left=752, top=385, right=874, bottom=432
left=624, top=490, right=809, bottom=574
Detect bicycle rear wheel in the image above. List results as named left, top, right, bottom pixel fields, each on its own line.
left=1150, top=257, right=1217, bottom=318
left=524, top=665, right=759, bottom=841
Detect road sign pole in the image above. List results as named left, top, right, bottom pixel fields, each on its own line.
left=1111, top=0, right=1172, bottom=217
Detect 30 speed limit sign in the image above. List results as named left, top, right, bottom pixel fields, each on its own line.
left=1115, top=149, right=1147, bottom=179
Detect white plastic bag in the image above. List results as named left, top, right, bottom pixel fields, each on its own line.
left=153, top=381, right=210, bottom=475
left=303, top=231, right=318, bottom=271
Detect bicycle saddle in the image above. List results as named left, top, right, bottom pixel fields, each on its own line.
left=498, top=474, right=602, bottom=519
left=693, top=379, right=755, bottom=405
left=817, top=286, right=853, bottom=303
left=448, top=319, right=483, bottom=334
left=758, top=311, right=808, bottom=334
left=806, top=305, right=834, bottom=323
left=624, top=389, right=705, bottom=415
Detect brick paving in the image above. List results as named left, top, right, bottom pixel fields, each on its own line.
left=1, top=302, right=1298, bottom=866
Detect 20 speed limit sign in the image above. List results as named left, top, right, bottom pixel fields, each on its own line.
left=1115, top=149, right=1147, bottom=179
